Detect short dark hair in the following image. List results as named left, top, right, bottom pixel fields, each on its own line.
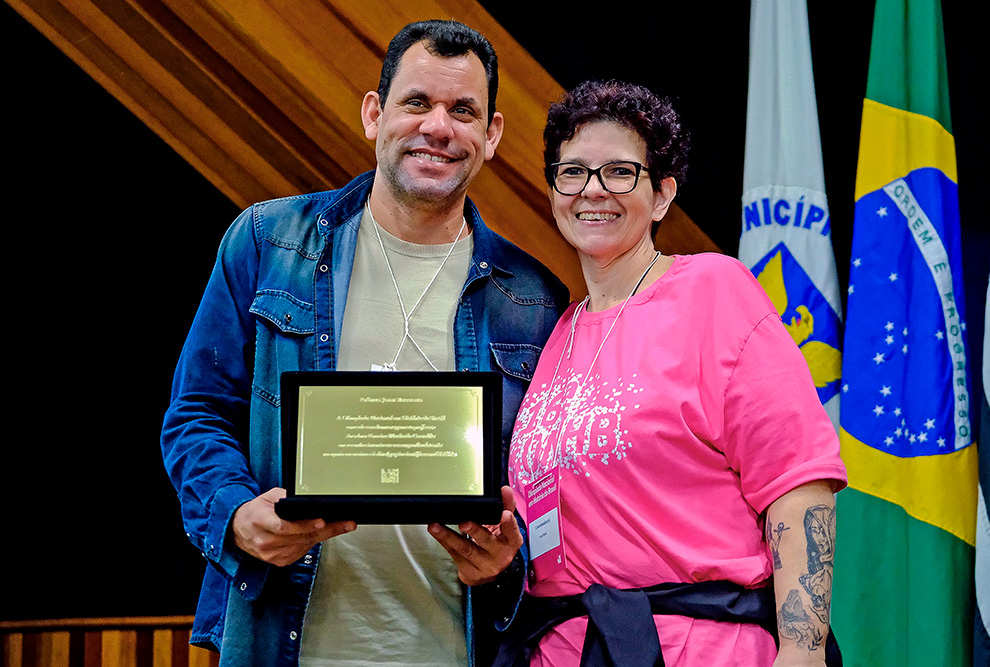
left=378, top=20, right=499, bottom=124
left=543, top=80, right=690, bottom=191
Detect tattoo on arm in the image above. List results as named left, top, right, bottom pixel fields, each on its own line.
left=798, top=504, right=835, bottom=624
left=766, top=521, right=790, bottom=570
left=778, top=589, right=824, bottom=651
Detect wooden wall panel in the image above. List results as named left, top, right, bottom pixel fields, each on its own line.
left=1, top=618, right=218, bottom=667
left=8, top=0, right=718, bottom=299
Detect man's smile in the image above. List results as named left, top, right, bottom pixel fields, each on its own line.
left=408, top=151, right=456, bottom=163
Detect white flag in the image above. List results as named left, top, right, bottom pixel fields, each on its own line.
left=739, top=0, right=843, bottom=428
left=977, top=279, right=990, bottom=666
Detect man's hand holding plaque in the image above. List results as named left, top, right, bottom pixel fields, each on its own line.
left=428, top=486, right=522, bottom=585
left=233, top=487, right=356, bottom=567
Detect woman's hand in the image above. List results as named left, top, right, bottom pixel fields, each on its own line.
left=429, top=486, right=524, bottom=585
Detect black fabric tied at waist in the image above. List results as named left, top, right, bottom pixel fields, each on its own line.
left=492, top=580, right=841, bottom=667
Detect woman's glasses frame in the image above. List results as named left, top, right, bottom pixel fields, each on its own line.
left=549, top=160, right=648, bottom=196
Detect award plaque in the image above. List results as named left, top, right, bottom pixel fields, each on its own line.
left=274, top=371, right=503, bottom=524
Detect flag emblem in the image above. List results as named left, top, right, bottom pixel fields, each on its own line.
left=843, top=166, right=970, bottom=457
left=753, top=242, right=842, bottom=405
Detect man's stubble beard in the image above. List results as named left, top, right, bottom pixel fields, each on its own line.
left=378, top=158, right=473, bottom=210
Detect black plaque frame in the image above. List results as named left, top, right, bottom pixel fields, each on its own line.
left=275, top=371, right=503, bottom=524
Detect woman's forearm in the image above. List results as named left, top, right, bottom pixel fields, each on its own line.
left=766, top=480, right=836, bottom=665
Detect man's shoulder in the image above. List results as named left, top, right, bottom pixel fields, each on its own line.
left=250, top=191, right=335, bottom=220
left=246, top=172, right=374, bottom=232
left=488, top=230, right=557, bottom=278
left=475, top=220, right=569, bottom=308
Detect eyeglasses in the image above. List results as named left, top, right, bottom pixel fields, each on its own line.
left=549, top=161, right=648, bottom=196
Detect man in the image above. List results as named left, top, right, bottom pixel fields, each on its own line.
left=161, top=20, right=566, bottom=667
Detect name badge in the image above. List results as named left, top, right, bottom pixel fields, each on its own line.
left=370, top=363, right=396, bottom=372
left=524, top=468, right=566, bottom=579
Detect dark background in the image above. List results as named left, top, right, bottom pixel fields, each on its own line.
left=3, top=1, right=986, bottom=620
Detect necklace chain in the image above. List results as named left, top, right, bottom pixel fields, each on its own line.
left=368, top=202, right=467, bottom=371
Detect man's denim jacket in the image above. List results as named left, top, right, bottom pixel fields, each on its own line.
left=161, top=171, right=568, bottom=666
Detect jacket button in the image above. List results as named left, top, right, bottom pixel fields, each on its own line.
left=285, top=313, right=292, bottom=322
left=320, top=334, right=329, bottom=342
left=289, top=631, right=298, bottom=641
left=239, top=582, right=247, bottom=592
left=319, top=219, right=328, bottom=226
left=304, top=554, right=313, bottom=564
left=319, top=264, right=329, bottom=272
left=479, top=261, right=489, bottom=269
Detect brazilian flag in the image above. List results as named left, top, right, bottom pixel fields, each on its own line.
left=832, top=1, right=977, bottom=665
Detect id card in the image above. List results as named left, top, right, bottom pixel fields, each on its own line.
left=524, top=468, right=566, bottom=579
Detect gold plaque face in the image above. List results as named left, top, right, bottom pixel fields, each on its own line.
left=295, top=385, right=485, bottom=496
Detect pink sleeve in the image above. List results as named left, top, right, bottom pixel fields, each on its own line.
left=720, top=312, right=847, bottom=514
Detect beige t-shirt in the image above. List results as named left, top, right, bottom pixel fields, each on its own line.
left=299, top=207, right=472, bottom=666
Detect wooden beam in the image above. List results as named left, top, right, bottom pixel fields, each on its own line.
left=9, top=0, right=719, bottom=299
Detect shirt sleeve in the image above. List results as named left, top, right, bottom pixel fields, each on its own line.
left=161, top=205, right=269, bottom=596
left=720, top=311, right=848, bottom=515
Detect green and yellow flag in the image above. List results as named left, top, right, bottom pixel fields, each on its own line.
left=832, top=1, right=977, bottom=665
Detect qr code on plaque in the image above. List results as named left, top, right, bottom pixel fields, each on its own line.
left=381, top=468, right=400, bottom=484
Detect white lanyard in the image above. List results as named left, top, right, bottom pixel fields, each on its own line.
left=542, top=251, right=661, bottom=472
left=368, top=203, right=466, bottom=371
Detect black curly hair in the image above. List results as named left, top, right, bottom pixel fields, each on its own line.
left=544, top=80, right=690, bottom=191
left=378, top=20, right=499, bottom=125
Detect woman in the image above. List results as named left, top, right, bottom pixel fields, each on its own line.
left=501, top=81, right=847, bottom=666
